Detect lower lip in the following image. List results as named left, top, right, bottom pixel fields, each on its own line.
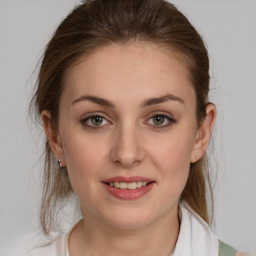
left=102, top=182, right=155, bottom=200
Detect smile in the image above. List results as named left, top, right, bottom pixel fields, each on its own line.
left=102, top=176, right=155, bottom=200
left=108, top=181, right=149, bottom=190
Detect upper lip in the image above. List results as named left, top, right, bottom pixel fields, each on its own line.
left=102, top=176, right=155, bottom=183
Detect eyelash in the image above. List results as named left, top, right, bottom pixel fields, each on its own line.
left=80, top=112, right=176, bottom=129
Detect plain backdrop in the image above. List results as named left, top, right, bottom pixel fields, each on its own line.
left=0, top=1, right=255, bottom=255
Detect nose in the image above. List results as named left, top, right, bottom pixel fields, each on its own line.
left=110, top=123, right=145, bottom=169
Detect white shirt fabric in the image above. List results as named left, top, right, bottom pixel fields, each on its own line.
left=173, top=202, right=219, bottom=256
left=27, top=203, right=219, bottom=256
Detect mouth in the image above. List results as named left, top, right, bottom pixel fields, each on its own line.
left=102, top=176, right=155, bottom=200
left=103, top=181, right=155, bottom=190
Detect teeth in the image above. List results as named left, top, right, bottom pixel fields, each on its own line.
left=120, top=182, right=128, bottom=189
left=109, top=181, right=149, bottom=189
left=114, top=182, right=119, bottom=188
left=137, top=181, right=142, bottom=188
left=127, top=182, right=137, bottom=189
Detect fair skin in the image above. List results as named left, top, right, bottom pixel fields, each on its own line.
left=42, top=42, right=216, bottom=256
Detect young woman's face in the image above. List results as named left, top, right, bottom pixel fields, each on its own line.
left=56, top=43, right=200, bottom=228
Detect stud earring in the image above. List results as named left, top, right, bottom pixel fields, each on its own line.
left=58, top=159, right=64, bottom=169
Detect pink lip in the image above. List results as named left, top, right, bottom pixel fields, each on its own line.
left=103, top=176, right=154, bottom=183
left=102, top=176, right=155, bottom=200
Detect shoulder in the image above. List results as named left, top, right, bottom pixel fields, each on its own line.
left=27, top=233, right=67, bottom=256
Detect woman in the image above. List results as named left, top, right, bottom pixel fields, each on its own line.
left=29, top=0, right=250, bottom=255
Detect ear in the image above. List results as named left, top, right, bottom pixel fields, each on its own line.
left=41, top=110, right=66, bottom=167
left=190, top=103, right=216, bottom=163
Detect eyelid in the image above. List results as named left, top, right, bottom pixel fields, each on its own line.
left=147, top=111, right=174, bottom=119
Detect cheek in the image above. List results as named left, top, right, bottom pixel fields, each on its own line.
left=61, top=131, right=109, bottom=190
left=148, top=128, right=196, bottom=194
left=150, top=133, right=194, bottom=174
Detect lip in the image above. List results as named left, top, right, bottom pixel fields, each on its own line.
left=103, top=176, right=154, bottom=183
left=102, top=176, right=156, bottom=200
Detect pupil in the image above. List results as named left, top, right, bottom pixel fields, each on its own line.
left=153, top=116, right=164, bottom=125
left=92, top=116, right=103, bottom=125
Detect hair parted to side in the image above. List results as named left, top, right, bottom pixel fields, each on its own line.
left=30, top=0, right=214, bottom=235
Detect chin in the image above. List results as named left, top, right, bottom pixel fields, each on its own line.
left=101, top=207, right=157, bottom=229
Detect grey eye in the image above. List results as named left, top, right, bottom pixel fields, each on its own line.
left=90, top=116, right=104, bottom=126
left=152, top=115, right=165, bottom=125
left=81, top=115, right=109, bottom=127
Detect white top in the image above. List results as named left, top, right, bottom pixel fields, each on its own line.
left=27, top=203, right=219, bottom=256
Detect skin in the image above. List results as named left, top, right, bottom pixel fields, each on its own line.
left=42, top=42, right=216, bottom=256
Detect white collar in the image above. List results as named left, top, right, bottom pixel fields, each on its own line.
left=173, top=202, right=219, bottom=256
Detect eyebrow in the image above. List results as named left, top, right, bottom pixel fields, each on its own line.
left=71, top=94, right=184, bottom=108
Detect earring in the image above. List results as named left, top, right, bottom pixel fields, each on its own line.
left=58, top=159, right=64, bottom=169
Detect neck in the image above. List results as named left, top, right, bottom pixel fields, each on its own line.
left=69, top=205, right=180, bottom=256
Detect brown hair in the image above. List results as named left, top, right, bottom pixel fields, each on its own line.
left=30, top=0, right=214, bottom=235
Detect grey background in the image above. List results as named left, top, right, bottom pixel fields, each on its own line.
left=0, top=0, right=255, bottom=255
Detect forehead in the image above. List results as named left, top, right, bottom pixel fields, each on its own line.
left=62, top=42, right=195, bottom=108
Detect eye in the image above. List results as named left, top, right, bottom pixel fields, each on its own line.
left=147, top=114, right=176, bottom=128
left=80, top=113, right=175, bottom=129
left=80, top=114, right=110, bottom=128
